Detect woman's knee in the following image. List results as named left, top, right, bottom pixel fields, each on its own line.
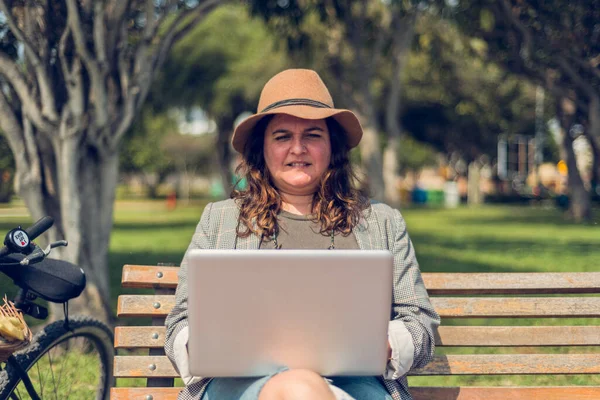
left=259, top=369, right=335, bottom=400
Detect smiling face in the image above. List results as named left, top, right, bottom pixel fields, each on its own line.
left=263, top=114, right=332, bottom=196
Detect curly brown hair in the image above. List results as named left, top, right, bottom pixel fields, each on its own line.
left=232, top=115, right=370, bottom=239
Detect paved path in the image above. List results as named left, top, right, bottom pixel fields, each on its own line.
left=0, top=208, right=29, bottom=217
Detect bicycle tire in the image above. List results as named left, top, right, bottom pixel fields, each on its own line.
left=0, top=316, right=114, bottom=400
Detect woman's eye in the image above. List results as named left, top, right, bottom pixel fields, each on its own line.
left=274, top=135, right=289, bottom=141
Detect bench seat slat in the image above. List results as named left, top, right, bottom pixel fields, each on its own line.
left=412, top=354, right=600, bottom=375
left=113, top=354, right=600, bottom=378
left=111, top=386, right=600, bottom=400
left=111, top=387, right=180, bottom=400
left=435, top=326, right=600, bottom=346
left=433, top=297, right=600, bottom=318
left=117, top=295, right=175, bottom=317
left=121, top=266, right=600, bottom=294
left=122, top=265, right=179, bottom=289
left=114, top=326, right=167, bottom=348
left=117, top=295, right=600, bottom=318
left=411, top=386, right=600, bottom=400
left=423, top=272, right=600, bottom=295
left=114, top=325, right=600, bottom=349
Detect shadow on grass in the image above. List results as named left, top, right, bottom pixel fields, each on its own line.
left=455, top=215, right=600, bottom=227
left=416, top=253, right=521, bottom=274
left=112, top=221, right=198, bottom=230
left=412, top=233, right=597, bottom=252
left=410, top=233, right=599, bottom=273
left=437, top=206, right=600, bottom=227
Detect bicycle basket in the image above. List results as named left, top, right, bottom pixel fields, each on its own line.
left=0, top=297, right=32, bottom=362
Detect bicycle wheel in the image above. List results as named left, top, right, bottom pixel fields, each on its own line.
left=0, top=316, right=113, bottom=399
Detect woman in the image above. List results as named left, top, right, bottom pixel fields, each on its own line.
left=165, top=69, right=440, bottom=400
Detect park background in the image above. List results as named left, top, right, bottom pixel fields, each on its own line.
left=0, top=0, right=599, bottom=390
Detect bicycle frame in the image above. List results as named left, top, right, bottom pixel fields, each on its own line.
left=4, top=355, right=41, bottom=400
left=1, top=284, right=49, bottom=400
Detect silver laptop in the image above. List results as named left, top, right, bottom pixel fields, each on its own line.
left=187, top=249, right=393, bottom=377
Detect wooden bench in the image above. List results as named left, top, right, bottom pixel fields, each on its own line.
left=111, top=266, right=600, bottom=400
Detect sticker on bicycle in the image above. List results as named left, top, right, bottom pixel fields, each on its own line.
left=12, top=230, right=29, bottom=248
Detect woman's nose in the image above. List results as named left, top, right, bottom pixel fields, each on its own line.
left=290, top=138, right=307, bottom=154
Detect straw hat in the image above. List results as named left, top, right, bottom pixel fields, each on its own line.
left=232, top=69, right=363, bottom=153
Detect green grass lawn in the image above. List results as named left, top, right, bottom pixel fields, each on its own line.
left=2, top=200, right=599, bottom=389
left=404, top=206, right=599, bottom=275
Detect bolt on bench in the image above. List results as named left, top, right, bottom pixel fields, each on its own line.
left=111, top=266, right=600, bottom=400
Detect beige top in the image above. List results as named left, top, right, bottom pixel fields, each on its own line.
left=259, top=210, right=359, bottom=250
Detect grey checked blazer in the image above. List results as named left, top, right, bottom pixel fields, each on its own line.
left=165, top=199, right=440, bottom=400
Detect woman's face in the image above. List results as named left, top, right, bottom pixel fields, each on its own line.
left=263, top=114, right=331, bottom=196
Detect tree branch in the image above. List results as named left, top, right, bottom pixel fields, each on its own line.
left=0, top=89, right=44, bottom=203
left=117, top=24, right=131, bottom=99
left=93, top=1, right=108, bottom=67
left=499, top=0, right=534, bottom=65
left=111, top=90, right=137, bottom=148
left=106, top=0, right=131, bottom=63
left=152, top=0, right=223, bottom=69
left=569, top=54, right=600, bottom=82
left=0, top=0, right=43, bottom=68
left=144, top=0, right=158, bottom=41
left=556, top=55, right=597, bottom=100
left=58, top=25, right=73, bottom=80
left=65, top=0, right=109, bottom=128
left=58, top=25, right=86, bottom=120
left=0, top=51, right=55, bottom=133
left=112, top=0, right=221, bottom=148
left=0, top=87, right=25, bottom=157
left=0, top=0, right=59, bottom=121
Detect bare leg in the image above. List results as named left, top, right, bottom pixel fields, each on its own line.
left=258, top=369, right=336, bottom=400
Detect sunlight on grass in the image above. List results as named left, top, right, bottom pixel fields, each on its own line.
left=9, top=346, right=103, bottom=399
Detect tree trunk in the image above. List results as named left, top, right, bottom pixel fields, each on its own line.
left=340, top=3, right=386, bottom=202
left=557, top=98, right=591, bottom=222
left=467, top=161, right=482, bottom=205
left=383, top=14, right=416, bottom=207
left=382, top=137, right=400, bottom=207
left=587, top=96, right=600, bottom=194
left=358, top=122, right=385, bottom=201
left=13, top=125, right=118, bottom=323
left=588, top=132, right=600, bottom=195
left=216, top=128, right=234, bottom=196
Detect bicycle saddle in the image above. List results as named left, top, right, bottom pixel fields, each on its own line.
left=0, top=255, right=86, bottom=303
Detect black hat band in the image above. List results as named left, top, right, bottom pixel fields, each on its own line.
left=260, top=98, right=332, bottom=113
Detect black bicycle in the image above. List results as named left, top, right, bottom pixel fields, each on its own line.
left=0, top=217, right=113, bottom=399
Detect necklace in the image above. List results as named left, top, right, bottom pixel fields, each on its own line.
left=271, top=230, right=335, bottom=250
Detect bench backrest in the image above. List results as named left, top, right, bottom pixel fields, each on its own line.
left=111, top=266, right=600, bottom=400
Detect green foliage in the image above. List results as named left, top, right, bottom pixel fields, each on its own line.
left=399, top=13, right=542, bottom=159
left=446, top=0, right=598, bottom=112
left=397, top=136, right=439, bottom=174
left=121, top=109, right=178, bottom=176
left=151, top=4, right=288, bottom=119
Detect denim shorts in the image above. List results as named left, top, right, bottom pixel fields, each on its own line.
left=201, top=369, right=392, bottom=400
